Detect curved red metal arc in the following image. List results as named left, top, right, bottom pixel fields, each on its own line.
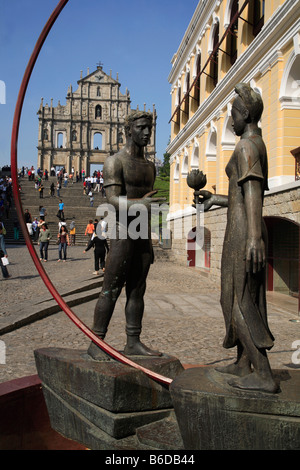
left=10, top=0, right=172, bottom=386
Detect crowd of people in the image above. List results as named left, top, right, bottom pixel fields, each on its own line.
left=21, top=165, right=106, bottom=200
left=0, top=175, right=14, bottom=279
left=23, top=201, right=75, bottom=264
left=82, top=172, right=105, bottom=197
left=0, top=165, right=110, bottom=279
left=23, top=209, right=109, bottom=270
left=0, top=175, right=13, bottom=221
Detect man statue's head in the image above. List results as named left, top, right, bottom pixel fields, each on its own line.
left=124, top=111, right=153, bottom=147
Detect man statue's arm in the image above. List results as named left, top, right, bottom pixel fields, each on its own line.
left=106, top=185, right=165, bottom=211
left=104, top=157, right=165, bottom=211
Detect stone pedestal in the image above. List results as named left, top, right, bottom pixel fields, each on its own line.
left=34, top=347, right=184, bottom=450
left=170, top=366, right=300, bottom=450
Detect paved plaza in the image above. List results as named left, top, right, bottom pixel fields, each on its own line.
left=0, top=244, right=299, bottom=384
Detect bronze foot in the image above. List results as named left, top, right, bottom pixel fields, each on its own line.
left=87, top=341, right=114, bottom=361
left=124, top=340, right=162, bottom=357
left=228, top=371, right=280, bottom=394
left=215, top=361, right=252, bottom=377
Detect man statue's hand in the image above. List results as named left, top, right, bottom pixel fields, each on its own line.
left=144, top=190, right=158, bottom=198
left=119, top=191, right=166, bottom=211
left=142, top=190, right=166, bottom=205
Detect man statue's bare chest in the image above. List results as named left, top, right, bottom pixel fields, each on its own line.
left=122, top=157, right=154, bottom=197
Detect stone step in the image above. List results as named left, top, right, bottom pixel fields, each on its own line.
left=20, top=206, right=103, bottom=218
left=20, top=196, right=106, bottom=205
left=4, top=179, right=170, bottom=251
left=3, top=178, right=107, bottom=245
left=0, top=278, right=103, bottom=335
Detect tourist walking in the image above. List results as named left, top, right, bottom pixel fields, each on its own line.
left=32, top=217, right=39, bottom=241
left=50, top=182, right=55, bottom=197
left=57, top=225, right=69, bottom=262
left=83, top=234, right=109, bottom=275
left=94, top=177, right=100, bottom=192
left=69, top=220, right=76, bottom=246
left=84, top=219, right=95, bottom=241
left=13, top=218, right=20, bottom=240
left=57, top=199, right=65, bottom=221
left=88, top=191, right=94, bottom=207
left=38, top=223, right=52, bottom=261
left=39, top=183, right=44, bottom=198
left=56, top=181, right=61, bottom=197
left=0, top=224, right=11, bottom=279
left=39, top=205, right=47, bottom=221
left=24, top=209, right=32, bottom=224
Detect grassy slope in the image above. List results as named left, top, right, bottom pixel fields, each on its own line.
left=151, top=176, right=170, bottom=236
left=153, top=176, right=170, bottom=203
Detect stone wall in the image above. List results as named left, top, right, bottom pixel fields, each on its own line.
left=263, top=182, right=300, bottom=224
left=168, top=181, right=300, bottom=283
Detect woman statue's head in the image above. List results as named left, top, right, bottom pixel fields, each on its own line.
left=232, top=83, right=263, bottom=135
left=233, top=83, right=263, bottom=123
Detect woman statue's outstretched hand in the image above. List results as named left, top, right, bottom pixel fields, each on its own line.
left=198, top=190, right=215, bottom=211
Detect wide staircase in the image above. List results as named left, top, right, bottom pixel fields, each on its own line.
left=6, top=176, right=108, bottom=245
left=4, top=176, right=172, bottom=261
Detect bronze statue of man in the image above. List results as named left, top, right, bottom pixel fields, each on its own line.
left=200, top=84, right=278, bottom=393
left=88, top=111, right=164, bottom=359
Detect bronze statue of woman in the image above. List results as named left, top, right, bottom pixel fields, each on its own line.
left=200, top=83, right=279, bottom=393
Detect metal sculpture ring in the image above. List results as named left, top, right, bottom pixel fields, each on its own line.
left=10, top=0, right=172, bottom=386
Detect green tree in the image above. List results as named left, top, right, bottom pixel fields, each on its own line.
left=159, top=152, right=170, bottom=178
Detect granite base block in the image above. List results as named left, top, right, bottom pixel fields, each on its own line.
left=34, top=347, right=184, bottom=448
left=170, top=366, right=300, bottom=450
left=42, top=382, right=173, bottom=440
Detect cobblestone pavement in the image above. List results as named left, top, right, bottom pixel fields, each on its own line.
left=0, top=244, right=299, bottom=383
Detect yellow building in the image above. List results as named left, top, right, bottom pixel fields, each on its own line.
left=167, top=0, right=300, bottom=301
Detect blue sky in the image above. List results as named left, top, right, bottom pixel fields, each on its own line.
left=0, top=0, right=199, bottom=170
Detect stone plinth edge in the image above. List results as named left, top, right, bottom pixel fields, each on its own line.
left=170, top=366, right=300, bottom=450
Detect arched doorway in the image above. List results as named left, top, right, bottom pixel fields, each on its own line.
left=265, top=217, right=299, bottom=298
left=187, top=226, right=211, bottom=268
